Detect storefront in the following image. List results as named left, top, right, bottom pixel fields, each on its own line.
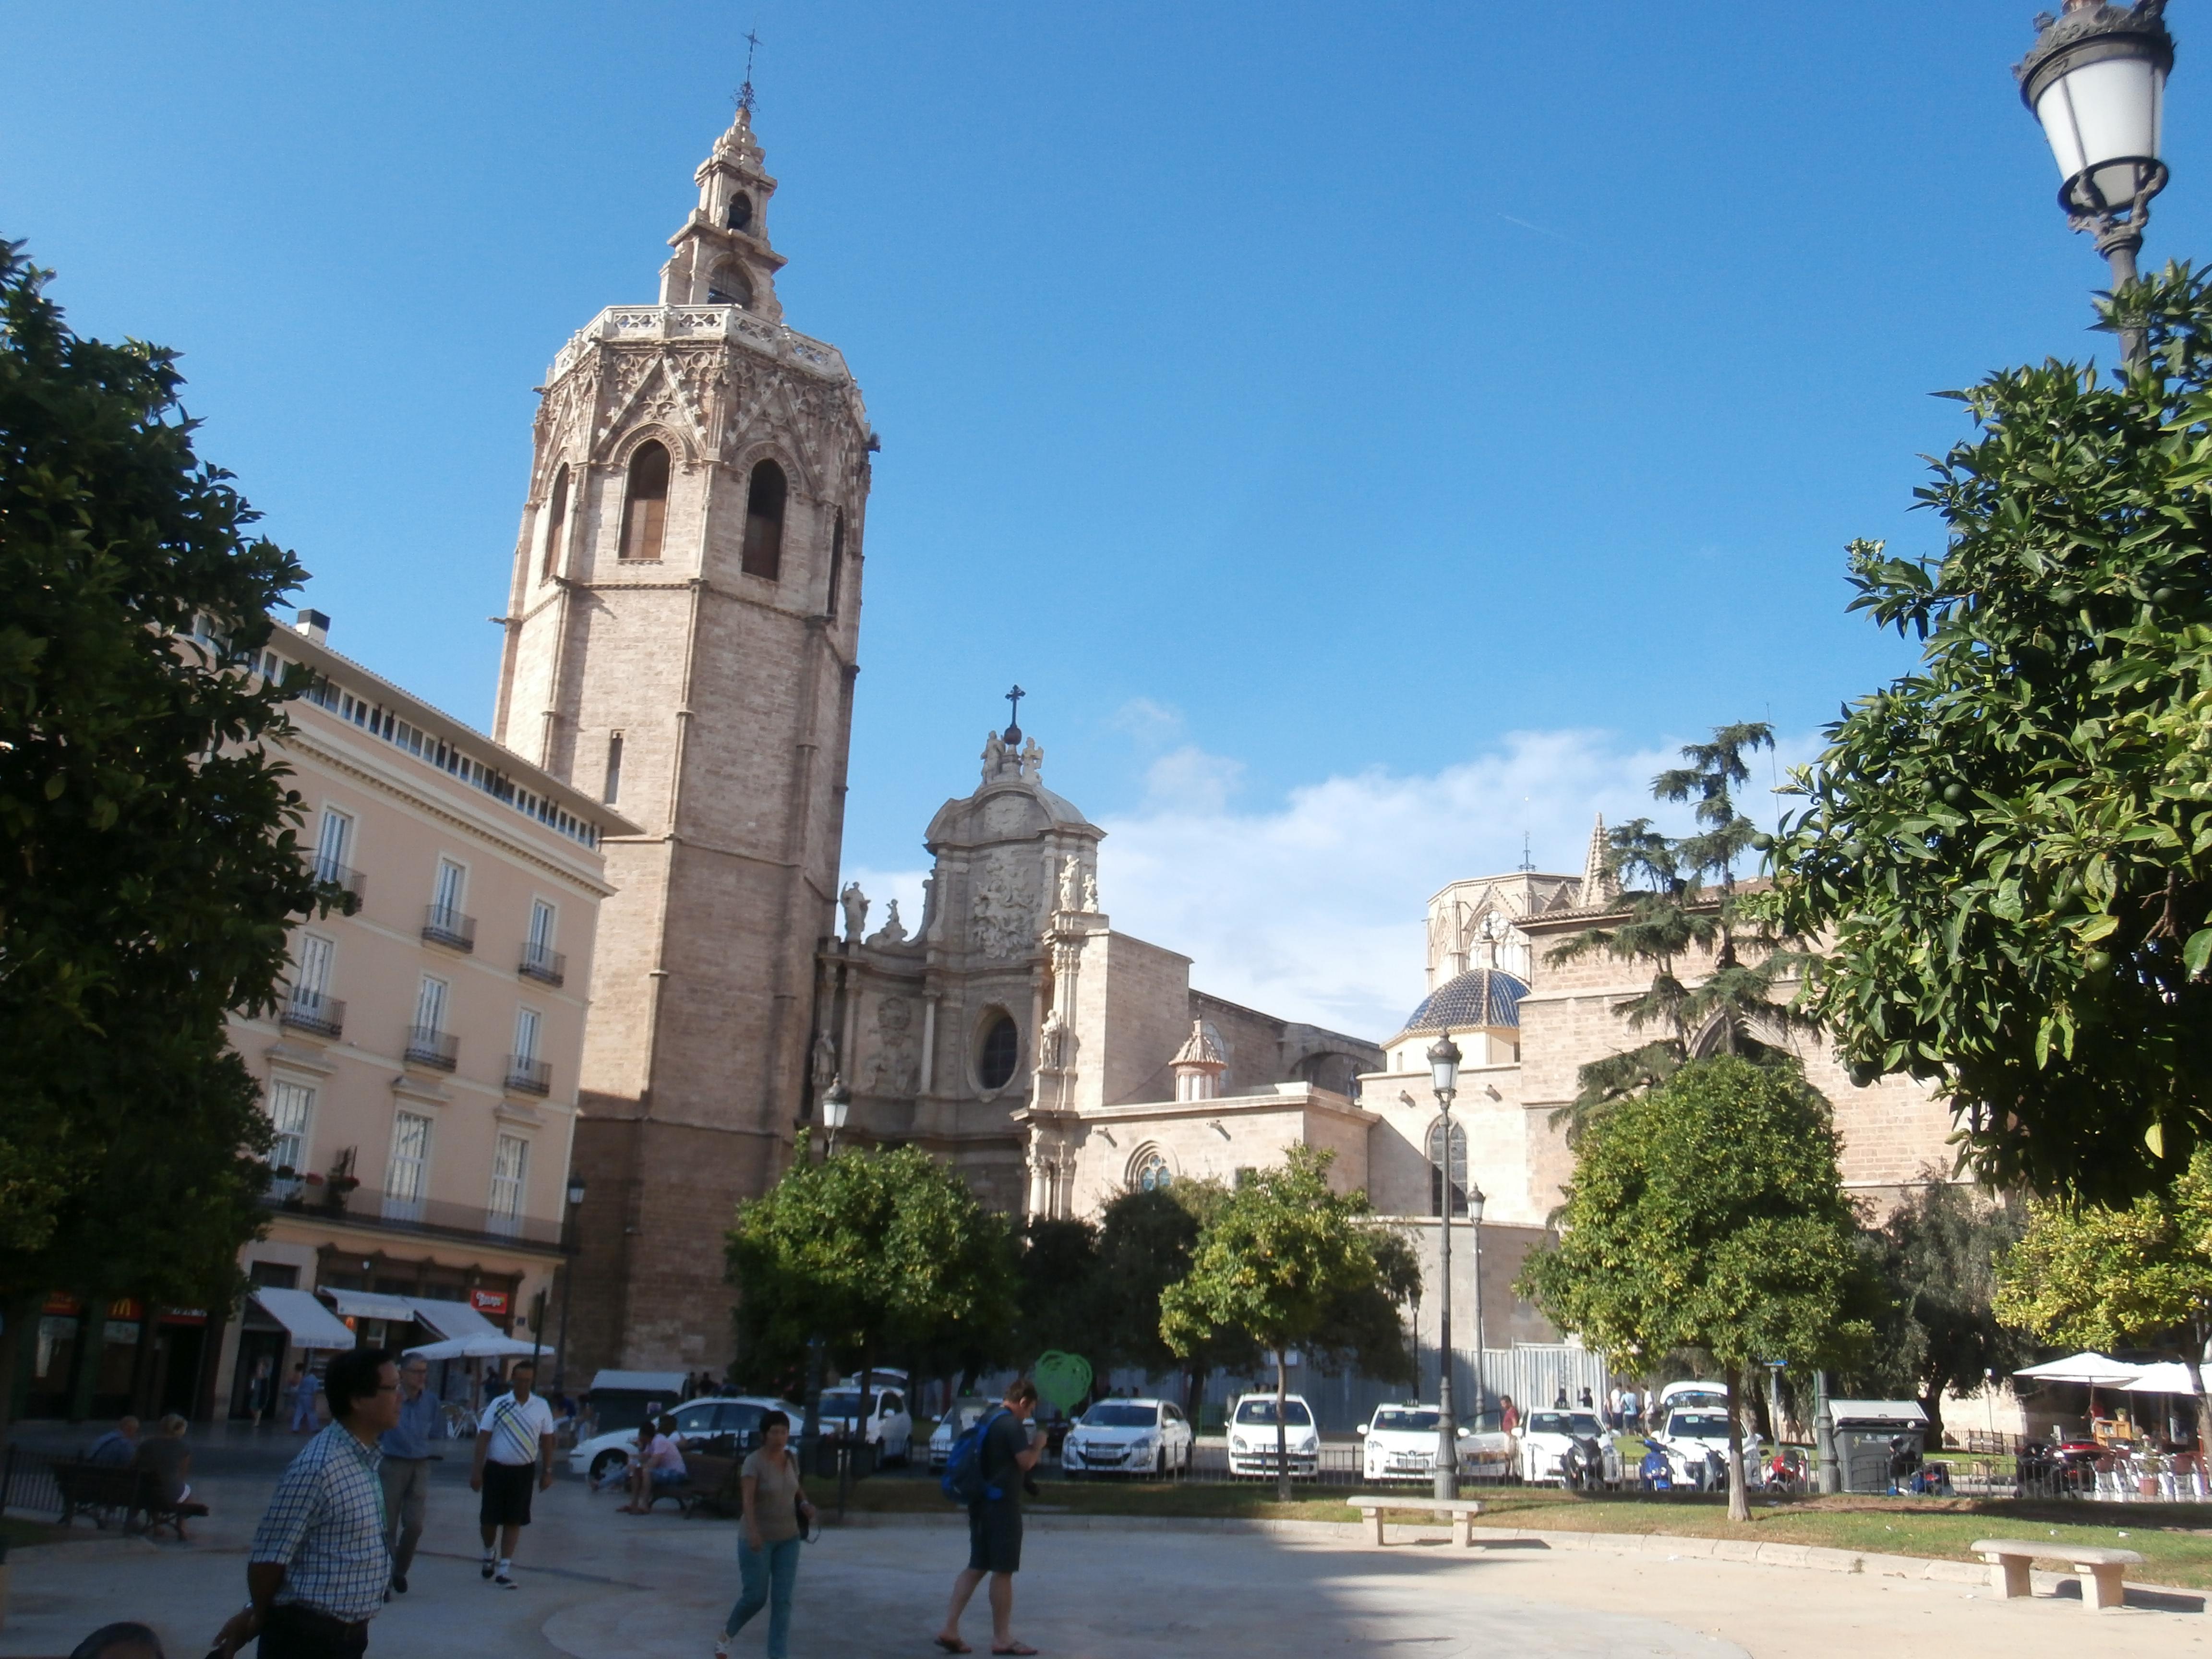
left=19, top=1296, right=224, bottom=1422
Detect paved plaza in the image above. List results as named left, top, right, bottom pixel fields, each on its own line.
left=5, top=1437, right=2207, bottom=1658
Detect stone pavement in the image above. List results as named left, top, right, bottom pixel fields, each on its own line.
left=5, top=1450, right=2206, bottom=1659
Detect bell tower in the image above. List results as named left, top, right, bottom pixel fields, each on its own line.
left=492, top=104, right=873, bottom=1373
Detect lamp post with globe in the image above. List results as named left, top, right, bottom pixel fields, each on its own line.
left=820, top=1076, right=851, bottom=1158
left=553, top=1172, right=586, bottom=1396
left=2017, top=0, right=2176, bottom=363
left=1428, top=1031, right=1463, bottom=1502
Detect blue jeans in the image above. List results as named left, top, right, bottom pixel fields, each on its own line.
left=726, top=1535, right=801, bottom=1657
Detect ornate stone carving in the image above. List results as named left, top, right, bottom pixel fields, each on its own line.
left=970, top=853, right=1038, bottom=960
left=1057, top=858, right=1083, bottom=916
left=1080, top=868, right=1099, bottom=914
left=810, top=1030, right=838, bottom=1093
left=839, top=880, right=868, bottom=941
left=866, top=899, right=907, bottom=946
left=867, top=995, right=919, bottom=1096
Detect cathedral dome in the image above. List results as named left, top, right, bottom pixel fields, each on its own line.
left=1396, top=967, right=1527, bottom=1038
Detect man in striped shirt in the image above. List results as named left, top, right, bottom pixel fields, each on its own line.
left=213, top=1346, right=401, bottom=1658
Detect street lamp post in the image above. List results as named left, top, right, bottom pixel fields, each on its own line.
left=553, top=1172, right=586, bottom=1397
left=2017, top=0, right=2176, bottom=364
left=1428, top=1031, right=1462, bottom=1502
left=1467, top=1180, right=1487, bottom=1443
left=820, top=1076, right=851, bottom=1159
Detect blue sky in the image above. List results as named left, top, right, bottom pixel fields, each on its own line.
left=7, top=3, right=2197, bottom=1033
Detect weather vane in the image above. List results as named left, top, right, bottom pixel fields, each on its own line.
left=735, top=26, right=762, bottom=116
left=1003, top=685, right=1026, bottom=742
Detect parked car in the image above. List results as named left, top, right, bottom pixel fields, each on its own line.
left=1517, top=1408, right=1623, bottom=1486
left=1648, top=1403, right=1757, bottom=1490
left=1062, top=1397, right=1194, bottom=1478
left=568, top=1394, right=799, bottom=1486
left=1227, top=1393, right=1320, bottom=1479
left=817, top=1381, right=913, bottom=1463
left=928, top=1397, right=994, bottom=1471
left=1359, top=1402, right=1456, bottom=1482
left=1457, top=1407, right=1516, bottom=1480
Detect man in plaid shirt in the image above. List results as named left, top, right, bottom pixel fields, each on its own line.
left=213, top=1347, right=401, bottom=1658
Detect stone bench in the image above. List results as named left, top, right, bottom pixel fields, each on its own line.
left=1970, top=1538, right=2145, bottom=1612
left=1353, top=1498, right=1486, bottom=1547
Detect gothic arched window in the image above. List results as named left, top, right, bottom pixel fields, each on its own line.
left=540, top=465, right=569, bottom=582
left=825, top=509, right=845, bottom=619
left=1428, top=1118, right=1469, bottom=1217
left=977, top=1012, right=1019, bottom=1091
left=706, top=259, right=753, bottom=309
left=620, top=441, right=670, bottom=562
left=1133, top=1149, right=1173, bottom=1192
left=741, top=458, right=787, bottom=579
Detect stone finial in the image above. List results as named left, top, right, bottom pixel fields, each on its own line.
left=1171, top=1020, right=1227, bottom=1102
left=1580, top=814, right=1617, bottom=908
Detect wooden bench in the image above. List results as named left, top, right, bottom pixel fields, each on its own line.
left=1353, top=1498, right=1486, bottom=1547
left=1971, top=1538, right=2145, bottom=1612
left=53, top=1460, right=188, bottom=1540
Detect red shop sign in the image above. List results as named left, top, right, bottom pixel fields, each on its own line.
left=42, top=1293, right=82, bottom=1316
left=469, top=1289, right=510, bottom=1316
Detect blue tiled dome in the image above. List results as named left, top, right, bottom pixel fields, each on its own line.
left=1397, top=967, right=1527, bottom=1037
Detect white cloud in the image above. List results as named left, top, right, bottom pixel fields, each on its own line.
left=1092, top=727, right=1816, bottom=1042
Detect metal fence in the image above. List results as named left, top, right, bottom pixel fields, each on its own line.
left=1, top=1444, right=63, bottom=1520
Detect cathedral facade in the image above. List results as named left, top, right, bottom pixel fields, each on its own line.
left=492, top=108, right=871, bottom=1374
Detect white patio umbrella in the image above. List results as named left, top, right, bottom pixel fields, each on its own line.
left=404, top=1333, right=552, bottom=1362
left=2013, top=1352, right=2144, bottom=1386
left=2117, top=1360, right=2210, bottom=1394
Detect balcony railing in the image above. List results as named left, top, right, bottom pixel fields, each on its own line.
left=311, top=856, right=367, bottom=902
left=421, top=904, right=476, bottom=952
left=258, top=1183, right=568, bottom=1250
left=505, top=1056, right=552, bottom=1096
left=404, top=1025, right=459, bottom=1071
left=278, top=988, right=346, bottom=1040
left=518, top=941, right=566, bottom=986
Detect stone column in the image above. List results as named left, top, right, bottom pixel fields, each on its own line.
left=919, top=992, right=938, bottom=1095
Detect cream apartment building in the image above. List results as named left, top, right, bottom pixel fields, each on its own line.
left=207, top=611, right=637, bottom=1417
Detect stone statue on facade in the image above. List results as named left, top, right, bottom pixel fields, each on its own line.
left=982, top=730, right=1008, bottom=779
left=839, top=880, right=868, bottom=941
left=867, top=899, right=907, bottom=945
left=810, top=1030, right=838, bottom=1093
left=1019, top=737, right=1044, bottom=780
left=1079, top=868, right=1099, bottom=913
left=1057, top=857, right=1083, bottom=916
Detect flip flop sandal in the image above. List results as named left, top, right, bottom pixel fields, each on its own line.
left=933, top=1639, right=973, bottom=1654
left=992, top=1646, right=1040, bottom=1655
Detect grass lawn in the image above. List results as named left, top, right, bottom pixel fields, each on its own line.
left=828, top=1473, right=2212, bottom=1589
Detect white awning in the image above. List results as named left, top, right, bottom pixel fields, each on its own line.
left=406, top=1298, right=501, bottom=1339
left=323, top=1288, right=418, bottom=1323
left=589, top=1370, right=687, bottom=1395
left=251, top=1288, right=357, bottom=1351
left=2015, top=1352, right=2143, bottom=1386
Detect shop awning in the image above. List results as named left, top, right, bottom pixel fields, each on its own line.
left=250, top=1288, right=357, bottom=1351
left=406, top=1297, right=502, bottom=1340
left=323, top=1288, right=419, bottom=1323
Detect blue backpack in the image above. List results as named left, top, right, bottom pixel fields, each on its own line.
left=940, top=1407, right=1007, bottom=1504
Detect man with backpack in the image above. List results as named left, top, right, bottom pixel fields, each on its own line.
left=935, top=1378, right=1041, bottom=1657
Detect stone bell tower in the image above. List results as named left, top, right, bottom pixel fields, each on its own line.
left=492, top=104, right=873, bottom=1373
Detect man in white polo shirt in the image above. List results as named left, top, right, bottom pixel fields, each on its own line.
left=468, top=1360, right=556, bottom=1589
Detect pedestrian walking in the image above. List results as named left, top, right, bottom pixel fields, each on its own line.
left=248, top=1357, right=275, bottom=1426
left=1499, top=1395, right=1518, bottom=1435
left=469, top=1358, right=556, bottom=1590
left=716, top=1408, right=814, bottom=1659
left=289, top=1363, right=322, bottom=1433
left=378, top=1353, right=439, bottom=1594
left=1578, top=1386, right=1594, bottom=1412
left=935, top=1377, right=1042, bottom=1657
left=211, top=1346, right=402, bottom=1658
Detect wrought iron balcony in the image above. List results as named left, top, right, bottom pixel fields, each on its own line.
left=505, top=1056, right=552, bottom=1096
left=421, top=903, right=476, bottom=952
left=311, top=855, right=367, bottom=902
left=404, top=1024, right=459, bottom=1071
left=259, top=1182, right=568, bottom=1250
left=518, top=942, right=566, bottom=986
left=278, top=988, right=346, bottom=1040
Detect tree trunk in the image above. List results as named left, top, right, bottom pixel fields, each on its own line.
left=1274, top=1348, right=1290, bottom=1504
left=0, top=1293, right=32, bottom=1437
left=2191, top=1324, right=2212, bottom=1488
left=1724, top=1363, right=1749, bottom=1523
left=1919, top=1377, right=1946, bottom=1456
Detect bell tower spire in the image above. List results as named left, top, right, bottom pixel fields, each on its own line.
left=659, top=102, right=787, bottom=322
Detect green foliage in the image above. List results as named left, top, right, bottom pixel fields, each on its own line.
left=1547, top=723, right=1809, bottom=1139
left=1015, top=1215, right=1103, bottom=1367
left=1847, top=1176, right=2030, bottom=1446
left=1158, top=1147, right=1412, bottom=1382
left=1993, top=1148, right=2212, bottom=1353
left=725, top=1140, right=1019, bottom=1384
left=0, top=240, right=330, bottom=1329
left=1517, top=1057, right=1878, bottom=1520
left=1772, top=265, right=2212, bottom=1202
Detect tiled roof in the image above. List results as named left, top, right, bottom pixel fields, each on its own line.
left=1396, top=967, right=1527, bottom=1037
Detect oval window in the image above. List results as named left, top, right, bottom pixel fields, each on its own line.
left=978, top=1013, right=1019, bottom=1090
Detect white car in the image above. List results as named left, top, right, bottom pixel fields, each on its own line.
left=928, top=1398, right=994, bottom=1470
left=1062, top=1397, right=1194, bottom=1478
left=1227, top=1393, right=1320, bottom=1479
left=569, top=1394, right=800, bottom=1486
left=1648, top=1403, right=1758, bottom=1490
left=1358, top=1404, right=1515, bottom=1482
left=1517, top=1408, right=1623, bottom=1487
left=817, top=1381, right=913, bottom=1463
